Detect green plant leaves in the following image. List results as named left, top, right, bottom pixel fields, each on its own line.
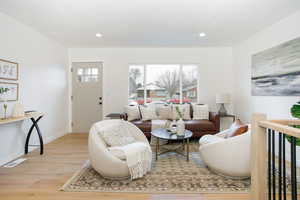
left=291, top=103, right=300, bottom=119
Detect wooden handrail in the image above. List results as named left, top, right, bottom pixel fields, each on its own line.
left=251, top=113, right=300, bottom=200
left=259, top=120, right=300, bottom=138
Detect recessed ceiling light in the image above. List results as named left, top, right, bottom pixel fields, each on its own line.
left=95, top=33, right=103, bottom=38
left=199, top=32, right=206, bottom=37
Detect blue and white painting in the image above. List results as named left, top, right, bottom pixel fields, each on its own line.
left=252, top=37, right=300, bottom=96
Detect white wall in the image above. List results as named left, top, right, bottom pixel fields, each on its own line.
left=69, top=47, right=234, bottom=118
left=233, top=10, right=300, bottom=164
left=0, top=12, right=69, bottom=165
left=233, top=10, right=300, bottom=122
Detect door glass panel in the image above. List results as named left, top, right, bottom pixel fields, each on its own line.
left=77, top=67, right=99, bottom=83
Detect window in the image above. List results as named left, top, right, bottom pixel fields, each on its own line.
left=128, top=64, right=199, bottom=105
left=77, top=67, right=99, bottom=82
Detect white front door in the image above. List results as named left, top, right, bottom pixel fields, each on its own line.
left=72, top=62, right=103, bottom=133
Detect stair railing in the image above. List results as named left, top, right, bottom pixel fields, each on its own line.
left=251, top=113, right=300, bottom=200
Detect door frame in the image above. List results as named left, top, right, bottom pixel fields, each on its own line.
left=69, top=61, right=104, bottom=133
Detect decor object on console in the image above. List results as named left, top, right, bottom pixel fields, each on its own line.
left=0, top=59, right=18, bottom=80
left=199, top=121, right=250, bottom=179
left=251, top=37, right=300, bottom=96
left=0, top=86, right=9, bottom=119
left=89, top=120, right=152, bottom=180
left=12, top=103, right=25, bottom=118
left=216, top=93, right=230, bottom=116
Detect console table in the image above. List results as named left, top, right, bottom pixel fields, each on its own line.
left=0, top=112, right=44, bottom=155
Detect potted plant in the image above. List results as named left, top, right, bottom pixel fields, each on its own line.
left=175, top=106, right=185, bottom=136
left=288, top=102, right=300, bottom=144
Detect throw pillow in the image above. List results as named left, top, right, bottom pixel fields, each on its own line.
left=157, top=105, right=173, bottom=120
left=225, top=119, right=248, bottom=138
left=124, top=105, right=141, bottom=121
left=99, top=120, right=136, bottom=146
left=172, top=104, right=191, bottom=120
left=140, top=105, right=158, bottom=121
left=192, top=104, right=209, bottom=120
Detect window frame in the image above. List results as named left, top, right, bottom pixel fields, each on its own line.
left=128, top=64, right=200, bottom=105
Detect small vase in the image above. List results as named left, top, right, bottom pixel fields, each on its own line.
left=177, top=118, right=185, bottom=136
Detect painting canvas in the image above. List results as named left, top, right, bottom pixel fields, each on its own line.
left=251, top=37, right=300, bottom=96
left=0, top=82, right=19, bottom=101
left=0, top=59, right=18, bottom=80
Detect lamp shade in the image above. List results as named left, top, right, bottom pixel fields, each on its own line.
left=216, top=93, right=230, bottom=104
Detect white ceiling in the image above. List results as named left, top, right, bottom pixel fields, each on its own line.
left=0, top=0, right=300, bottom=47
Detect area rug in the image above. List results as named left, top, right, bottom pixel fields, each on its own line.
left=61, top=144, right=250, bottom=194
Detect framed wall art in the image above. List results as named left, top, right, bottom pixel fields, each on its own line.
left=251, top=37, right=300, bottom=96
left=0, top=82, right=19, bottom=102
left=0, top=59, right=19, bottom=80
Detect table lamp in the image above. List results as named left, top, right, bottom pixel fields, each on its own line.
left=216, top=93, right=230, bottom=116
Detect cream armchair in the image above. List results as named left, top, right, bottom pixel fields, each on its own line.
left=88, top=120, right=150, bottom=180
left=199, top=126, right=251, bottom=179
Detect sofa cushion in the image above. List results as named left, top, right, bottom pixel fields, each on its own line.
left=140, top=105, right=158, bottom=121
left=124, top=105, right=141, bottom=121
left=192, top=104, right=209, bottom=120
left=172, top=104, right=191, bottom=120
left=184, top=120, right=216, bottom=132
left=130, top=119, right=152, bottom=133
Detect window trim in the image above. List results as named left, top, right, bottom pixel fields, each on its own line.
left=128, top=63, right=200, bottom=105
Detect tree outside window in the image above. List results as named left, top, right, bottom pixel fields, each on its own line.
left=129, top=64, right=198, bottom=105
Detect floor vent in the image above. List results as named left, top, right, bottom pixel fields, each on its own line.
left=2, top=158, right=27, bottom=168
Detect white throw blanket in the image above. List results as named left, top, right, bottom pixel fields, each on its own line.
left=150, top=120, right=169, bottom=145
left=113, top=142, right=152, bottom=180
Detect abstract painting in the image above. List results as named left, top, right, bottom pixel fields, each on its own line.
left=252, top=37, right=300, bottom=96
left=0, top=59, right=18, bottom=80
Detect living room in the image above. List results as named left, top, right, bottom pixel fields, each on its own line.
left=0, top=1, right=300, bottom=200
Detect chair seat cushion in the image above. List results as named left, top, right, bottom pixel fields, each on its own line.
left=199, top=135, right=225, bottom=146
left=185, top=120, right=216, bottom=131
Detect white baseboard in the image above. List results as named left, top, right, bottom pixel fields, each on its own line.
left=0, top=130, right=68, bottom=166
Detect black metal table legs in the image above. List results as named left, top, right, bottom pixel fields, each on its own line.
left=25, top=116, right=44, bottom=155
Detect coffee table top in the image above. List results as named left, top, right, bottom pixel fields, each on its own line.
left=151, top=128, right=193, bottom=140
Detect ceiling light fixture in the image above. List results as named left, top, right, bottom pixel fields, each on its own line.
left=95, top=33, right=103, bottom=38
left=199, top=32, right=206, bottom=37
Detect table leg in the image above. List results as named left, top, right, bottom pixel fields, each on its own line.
left=187, top=138, right=189, bottom=162
left=156, top=137, right=159, bottom=161
left=25, top=116, right=44, bottom=155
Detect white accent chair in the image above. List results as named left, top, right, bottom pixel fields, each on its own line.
left=199, top=126, right=251, bottom=179
left=88, top=120, right=150, bottom=180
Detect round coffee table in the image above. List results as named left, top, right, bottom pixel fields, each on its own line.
left=151, top=128, right=193, bottom=162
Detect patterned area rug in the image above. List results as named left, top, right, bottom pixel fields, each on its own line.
left=61, top=142, right=250, bottom=193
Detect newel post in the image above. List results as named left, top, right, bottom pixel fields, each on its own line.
left=251, top=113, right=267, bottom=200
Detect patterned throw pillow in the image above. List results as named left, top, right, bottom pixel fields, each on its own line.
left=225, top=119, right=248, bottom=138
left=140, top=105, right=158, bottom=121
left=172, top=104, right=191, bottom=120
left=192, top=104, right=209, bottom=120
left=124, top=105, right=141, bottom=121
left=99, top=120, right=136, bottom=147
left=157, top=105, right=173, bottom=120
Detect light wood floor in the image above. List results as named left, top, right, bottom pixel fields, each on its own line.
left=0, top=133, right=250, bottom=200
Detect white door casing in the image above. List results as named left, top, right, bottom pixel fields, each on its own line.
left=72, top=62, right=103, bottom=133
